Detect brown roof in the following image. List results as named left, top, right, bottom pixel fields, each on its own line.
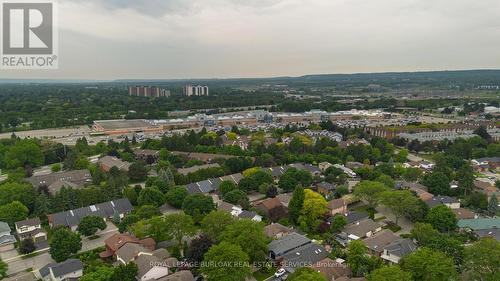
left=139, top=237, right=156, bottom=250
left=328, top=198, right=346, bottom=210
left=15, top=217, right=41, bottom=229
left=257, top=197, right=283, bottom=211
left=264, top=223, right=293, bottom=238
left=156, top=270, right=195, bottom=281
left=104, top=233, right=140, bottom=253
left=362, top=230, right=400, bottom=254
left=116, top=243, right=152, bottom=264
left=452, top=208, right=476, bottom=220
left=310, top=258, right=350, bottom=280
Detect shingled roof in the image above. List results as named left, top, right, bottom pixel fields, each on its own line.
left=48, top=198, right=133, bottom=228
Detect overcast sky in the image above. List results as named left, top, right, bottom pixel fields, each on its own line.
left=2, top=0, right=500, bottom=80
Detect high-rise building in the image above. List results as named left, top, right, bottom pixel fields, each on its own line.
left=128, top=86, right=171, bottom=98
left=184, top=85, right=209, bottom=96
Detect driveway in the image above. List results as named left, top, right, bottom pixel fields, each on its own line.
left=375, top=205, right=414, bottom=235
left=4, top=223, right=118, bottom=275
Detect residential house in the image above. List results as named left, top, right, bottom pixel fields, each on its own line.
left=317, top=182, right=337, bottom=195
left=15, top=217, right=47, bottom=243
left=0, top=222, right=16, bottom=252
left=397, top=181, right=433, bottom=201
left=135, top=251, right=172, bottom=281
left=318, top=162, right=334, bottom=172
left=344, top=211, right=369, bottom=225
left=458, top=218, right=500, bottom=231
left=264, top=223, right=294, bottom=239
left=310, top=257, right=351, bottom=281
left=116, top=243, right=153, bottom=264
left=268, top=166, right=289, bottom=181
left=452, top=208, right=476, bottom=220
left=48, top=198, right=133, bottom=231
left=333, top=164, right=357, bottom=178
left=100, top=233, right=155, bottom=259
left=471, top=157, right=500, bottom=171
left=218, top=201, right=262, bottom=222
left=98, top=156, right=132, bottom=172
left=362, top=230, right=400, bottom=256
left=156, top=271, right=195, bottom=281
left=221, top=134, right=250, bottom=150
left=336, top=218, right=382, bottom=246
left=185, top=173, right=243, bottom=194
left=268, top=233, right=328, bottom=274
left=327, top=198, right=347, bottom=216
left=25, top=169, right=92, bottom=195
left=134, top=149, right=160, bottom=164
left=425, top=196, right=460, bottom=209
left=380, top=239, right=417, bottom=264
left=345, top=162, right=365, bottom=170
left=473, top=228, right=500, bottom=242
left=255, top=197, right=288, bottom=221
left=268, top=232, right=312, bottom=260
left=289, top=163, right=322, bottom=177
left=37, top=259, right=83, bottom=281
left=276, top=193, right=292, bottom=208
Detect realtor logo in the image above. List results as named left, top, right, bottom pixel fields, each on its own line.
left=1, top=1, right=58, bottom=69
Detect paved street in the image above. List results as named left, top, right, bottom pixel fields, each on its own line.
left=4, top=224, right=118, bottom=275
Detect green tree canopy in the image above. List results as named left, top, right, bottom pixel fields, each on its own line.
left=401, top=248, right=458, bottom=281
left=49, top=227, right=82, bottom=262
left=77, top=216, right=107, bottom=236
left=367, top=266, right=412, bottom=281
left=425, top=205, right=457, bottom=232
left=220, top=219, right=268, bottom=263
left=201, top=242, right=250, bottom=281
left=288, top=267, right=327, bottom=281
left=464, top=237, right=500, bottom=281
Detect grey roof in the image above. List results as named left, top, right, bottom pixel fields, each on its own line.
left=116, top=243, right=152, bottom=264
left=425, top=196, right=458, bottom=208
left=48, top=198, right=133, bottom=227
left=135, top=253, right=165, bottom=278
left=281, top=242, right=328, bottom=270
left=25, top=169, right=92, bottom=194
left=474, top=228, right=500, bottom=242
left=39, top=259, right=82, bottom=278
left=344, top=211, right=369, bottom=225
left=186, top=173, right=243, bottom=194
left=0, top=234, right=16, bottom=245
left=98, top=156, right=132, bottom=170
left=384, top=238, right=417, bottom=258
left=0, top=221, right=11, bottom=233
left=343, top=218, right=381, bottom=238
left=15, top=217, right=41, bottom=229
left=289, top=163, right=321, bottom=174
left=363, top=230, right=400, bottom=253
left=268, top=232, right=311, bottom=257
left=238, top=210, right=259, bottom=219
left=156, top=270, right=195, bottom=281
left=475, top=157, right=500, bottom=163
left=268, top=166, right=289, bottom=177
left=317, top=182, right=337, bottom=191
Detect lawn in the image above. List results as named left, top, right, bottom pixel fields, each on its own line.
left=252, top=266, right=277, bottom=281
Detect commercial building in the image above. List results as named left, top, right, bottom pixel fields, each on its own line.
left=128, top=86, right=171, bottom=98
left=184, top=85, right=209, bottom=96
